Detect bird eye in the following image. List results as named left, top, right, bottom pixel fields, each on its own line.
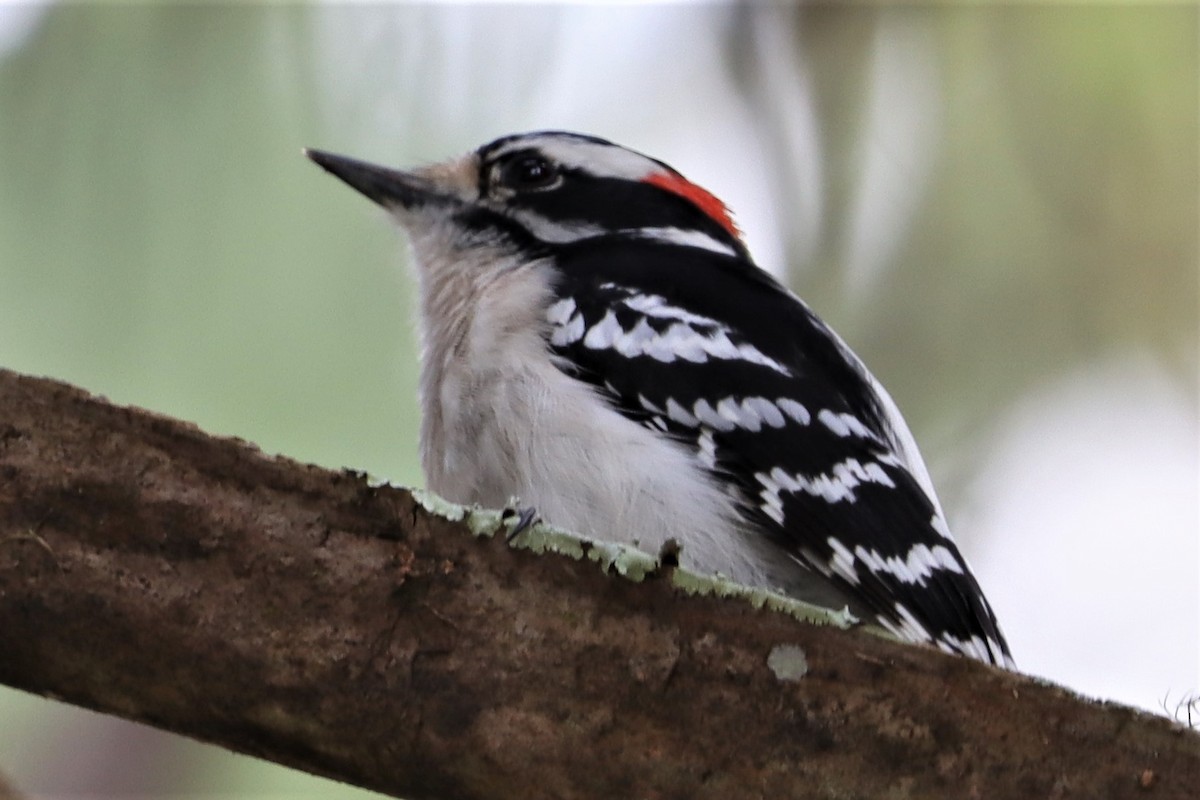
left=496, top=153, right=560, bottom=192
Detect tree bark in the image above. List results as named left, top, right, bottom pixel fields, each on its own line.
left=0, top=368, right=1196, bottom=799
left=0, top=770, right=25, bottom=800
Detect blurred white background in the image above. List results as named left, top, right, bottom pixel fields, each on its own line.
left=1, top=3, right=1196, bottom=797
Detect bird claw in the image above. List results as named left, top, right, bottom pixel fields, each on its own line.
left=502, top=505, right=539, bottom=542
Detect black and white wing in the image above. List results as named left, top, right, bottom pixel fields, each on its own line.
left=546, top=238, right=1013, bottom=667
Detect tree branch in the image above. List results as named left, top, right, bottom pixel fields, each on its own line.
left=0, top=769, right=25, bottom=800
left=0, top=368, right=1196, bottom=799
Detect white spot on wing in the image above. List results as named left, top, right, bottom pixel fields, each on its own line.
left=666, top=397, right=698, bottom=427
left=818, top=408, right=876, bottom=440
left=618, top=318, right=659, bottom=356
left=880, top=603, right=933, bottom=643
left=777, top=398, right=811, bottom=425
left=664, top=396, right=796, bottom=434
left=548, top=300, right=586, bottom=346
left=693, top=399, right=735, bottom=432
left=932, top=632, right=1013, bottom=668
left=717, top=397, right=758, bottom=432
left=930, top=513, right=952, bottom=540
left=854, top=543, right=964, bottom=586
left=827, top=538, right=861, bottom=585
left=791, top=297, right=947, bottom=519
left=582, top=310, right=623, bottom=350
left=571, top=288, right=791, bottom=376
left=624, top=292, right=717, bottom=326
left=765, top=458, right=896, bottom=505
left=758, top=471, right=785, bottom=524
left=938, top=632, right=991, bottom=664
left=746, top=396, right=785, bottom=429
left=657, top=323, right=709, bottom=363
left=638, top=394, right=664, bottom=415
left=546, top=297, right=576, bottom=325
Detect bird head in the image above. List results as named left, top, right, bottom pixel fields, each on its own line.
left=304, top=131, right=746, bottom=263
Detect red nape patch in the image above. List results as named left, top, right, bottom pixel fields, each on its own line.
left=644, top=171, right=741, bottom=241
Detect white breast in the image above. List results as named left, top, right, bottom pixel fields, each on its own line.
left=413, top=242, right=736, bottom=562
left=405, top=221, right=860, bottom=612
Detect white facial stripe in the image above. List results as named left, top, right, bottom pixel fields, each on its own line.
left=502, top=223, right=734, bottom=255
left=489, top=135, right=661, bottom=182
left=484, top=143, right=735, bottom=252
left=508, top=208, right=603, bottom=243
left=630, top=227, right=737, bottom=257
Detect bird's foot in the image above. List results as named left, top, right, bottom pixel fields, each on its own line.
left=501, top=502, right=539, bottom=542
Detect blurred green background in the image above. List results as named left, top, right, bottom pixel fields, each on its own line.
left=0, top=4, right=1195, bottom=797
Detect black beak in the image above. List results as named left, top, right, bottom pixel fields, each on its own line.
left=304, top=148, right=440, bottom=210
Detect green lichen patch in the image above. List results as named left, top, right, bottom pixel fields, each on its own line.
left=407, top=487, right=884, bottom=635
left=410, top=488, right=468, bottom=524
left=668, top=567, right=860, bottom=631
left=766, top=644, right=809, bottom=681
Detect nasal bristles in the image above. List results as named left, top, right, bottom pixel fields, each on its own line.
left=644, top=172, right=741, bottom=241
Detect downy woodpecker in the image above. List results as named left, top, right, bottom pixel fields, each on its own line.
left=305, top=131, right=1013, bottom=668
